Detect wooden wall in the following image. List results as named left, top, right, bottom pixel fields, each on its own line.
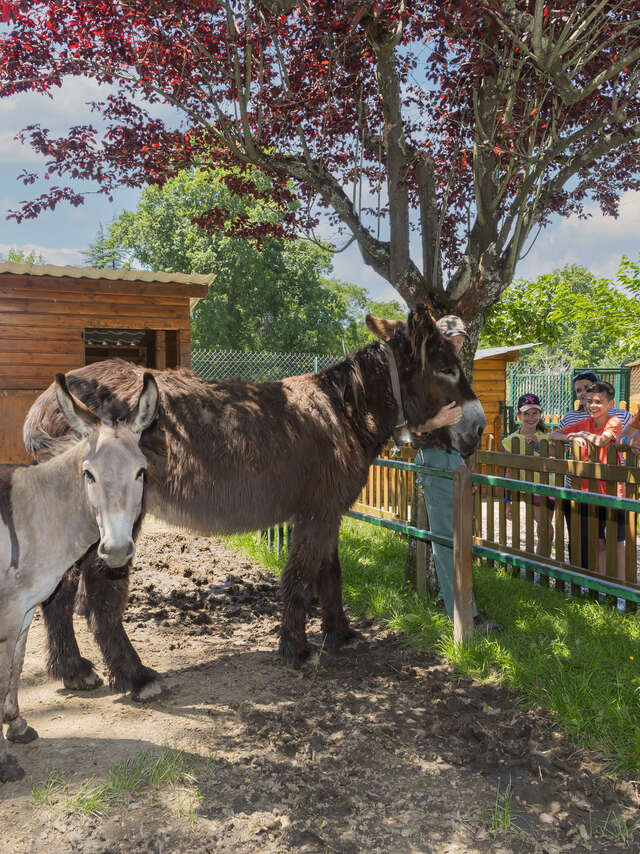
left=0, top=271, right=207, bottom=462
left=473, top=354, right=513, bottom=439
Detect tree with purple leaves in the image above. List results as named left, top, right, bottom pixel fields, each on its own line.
left=1, top=1, right=639, bottom=349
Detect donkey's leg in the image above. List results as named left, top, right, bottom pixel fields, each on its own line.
left=41, top=563, right=103, bottom=690
left=82, top=552, right=161, bottom=701
left=318, top=541, right=360, bottom=650
left=0, top=625, right=25, bottom=782
left=5, top=607, right=38, bottom=744
left=279, top=520, right=322, bottom=666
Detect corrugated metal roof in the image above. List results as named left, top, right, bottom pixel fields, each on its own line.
left=0, top=261, right=213, bottom=289
left=475, top=343, right=540, bottom=361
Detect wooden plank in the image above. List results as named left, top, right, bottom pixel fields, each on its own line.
left=0, top=313, right=190, bottom=330
left=416, top=491, right=428, bottom=597
left=552, top=440, right=567, bottom=569
left=155, top=330, right=167, bottom=370
left=453, top=465, right=474, bottom=643
left=524, top=441, right=534, bottom=580
left=0, top=360, right=80, bottom=377
left=0, top=390, right=42, bottom=463
left=350, top=502, right=403, bottom=522
left=0, top=351, right=82, bottom=366
left=624, top=449, right=638, bottom=612
left=0, top=326, right=84, bottom=341
left=383, top=463, right=390, bottom=513
left=605, top=444, right=619, bottom=583
left=0, top=298, right=190, bottom=319
left=509, top=436, right=521, bottom=571
left=476, top=449, right=640, bottom=485
left=0, top=274, right=209, bottom=299
left=586, top=444, right=600, bottom=578
left=486, top=434, right=495, bottom=566
left=538, top=439, right=551, bottom=583
left=0, top=340, right=83, bottom=355
left=0, top=286, right=193, bottom=307
left=0, top=376, right=66, bottom=390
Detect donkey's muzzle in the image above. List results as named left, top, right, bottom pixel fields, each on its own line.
left=97, top=539, right=136, bottom=569
left=451, top=399, right=486, bottom=456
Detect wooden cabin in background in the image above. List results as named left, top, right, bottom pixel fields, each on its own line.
left=0, top=262, right=211, bottom=463
left=473, top=344, right=540, bottom=438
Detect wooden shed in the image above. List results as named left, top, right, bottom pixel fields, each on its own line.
left=626, top=359, right=640, bottom=415
left=473, top=343, right=540, bottom=439
left=0, top=262, right=211, bottom=463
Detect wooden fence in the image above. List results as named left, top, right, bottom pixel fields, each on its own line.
left=352, top=437, right=640, bottom=615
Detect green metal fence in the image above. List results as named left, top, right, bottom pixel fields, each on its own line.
left=191, top=348, right=339, bottom=382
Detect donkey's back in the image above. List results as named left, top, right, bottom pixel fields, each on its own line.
left=25, top=358, right=379, bottom=534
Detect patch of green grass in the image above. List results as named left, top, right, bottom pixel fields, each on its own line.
left=225, top=518, right=640, bottom=776
left=489, top=779, right=517, bottom=833
left=63, top=747, right=201, bottom=817
left=31, top=767, right=68, bottom=806
left=591, top=810, right=632, bottom=846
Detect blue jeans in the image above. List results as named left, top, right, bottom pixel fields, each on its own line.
left=415, top=447, right=478, bottom=619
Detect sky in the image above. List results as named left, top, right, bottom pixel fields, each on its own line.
left=1, top=78, right=639, bottom=307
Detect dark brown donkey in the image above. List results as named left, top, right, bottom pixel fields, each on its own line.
left=24, top=306, right=485, bottom=700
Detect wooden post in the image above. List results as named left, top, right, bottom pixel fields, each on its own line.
left=453, top=464, right=474, bottom=643
left=154, top=330, right=167, bottom=370
left=416, top=488, right=428, bottom=597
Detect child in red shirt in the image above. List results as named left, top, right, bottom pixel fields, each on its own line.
left=548, top=381, right=625, bottom=579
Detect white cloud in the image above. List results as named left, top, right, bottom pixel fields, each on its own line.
left=516, top=190, right=640, bottom=281
left=0, top=242, right=85, bottom=265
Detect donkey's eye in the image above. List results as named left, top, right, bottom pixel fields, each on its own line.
left=441, top=367, right=456, bottom=377
left=83, top=470, right=96, bottom=484
left=136, top=468, right=146, bottom=480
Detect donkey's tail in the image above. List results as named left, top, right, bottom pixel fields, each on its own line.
left=24, top=427, right=76, bottom=462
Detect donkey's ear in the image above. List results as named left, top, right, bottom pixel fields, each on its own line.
left=366, top=314, right=403, bottom=341
left=55, top=373, right=100, bottom=438
left=407, top=305, right=437, bottom=349
left=128, top=372, right=159, bottom=436
left=407, top=304, right=438, bottom=371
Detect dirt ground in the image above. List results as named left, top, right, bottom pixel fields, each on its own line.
left=1, top=520, right=639, bottom=854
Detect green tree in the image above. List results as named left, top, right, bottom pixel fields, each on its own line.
left=86, top=169, right=401, bottom=353
left=1, top=247, right=46, bottom=264
left=481, top=264, right=640, bottom=369
left=81, top=223, right=129, bottom=269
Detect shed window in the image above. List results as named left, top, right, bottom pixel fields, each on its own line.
left=84, top=329, right=179, bottom=368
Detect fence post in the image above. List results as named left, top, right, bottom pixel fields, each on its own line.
left=416, top=489, right=428, bottom=596
left=453, top=464, right=474, bottom=643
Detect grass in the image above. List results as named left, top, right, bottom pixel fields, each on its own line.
left=31, top=767, right=68, bottom=805
left=226, top=518, right=640, bottom=777
left=32, top=747, right=203, bottom=817
left=489, top=779, right=517, bottom=833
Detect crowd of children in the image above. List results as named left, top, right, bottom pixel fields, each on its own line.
left=502, top=372, right=637, bottom=580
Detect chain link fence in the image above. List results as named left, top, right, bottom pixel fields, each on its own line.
left=191, top=348, right=340, bottom=382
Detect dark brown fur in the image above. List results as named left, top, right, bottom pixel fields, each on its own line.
left=24, top=307, right=485, bottom=696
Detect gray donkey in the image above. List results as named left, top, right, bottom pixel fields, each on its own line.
left=0, top=371, right=158, bottom=782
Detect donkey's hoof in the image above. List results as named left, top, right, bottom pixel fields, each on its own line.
left=0, top=753, right=25, bottom=783
left=279, top=634, right=313, bottom=667
left=63, top=669, right=103, bottom=691
left=323, top=627, right=362, bottom=651
left=131, top=674, right=165, bottom=703
left=7, top=724, right=38, bottom=744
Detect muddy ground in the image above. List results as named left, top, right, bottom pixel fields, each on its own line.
left=1, top=520, right=639, bottom=853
